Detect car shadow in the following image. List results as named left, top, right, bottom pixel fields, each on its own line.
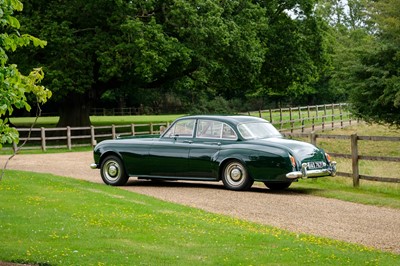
left=125, top=179, right=322, bottom=195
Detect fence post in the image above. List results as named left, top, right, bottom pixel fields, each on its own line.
left=269, top=109, right=273, bottom=123
left=312, top=118, right=315, bottom=132
left=12, top=142, right=17, bottom=152
left=310, top=132, right=317, bottom=146
left=90, top=126, right=96, bottom=146
left=112, top=124, right=116, bottom=139
left=289, top=107, right=293, bottom=133
left=67, top=126, right=72, bottom=150
left=340, top=113, right=343, bottom=129
left=150, top=123, right=154, bottom=135
left=351, top=134, right=360, bottom=187
left=298, top=106, right=301, bottom=120
left=316, top=105, right=319, bottom=119
left=41, top=127, right=46, bottom=151
left=131, top=124, right=135, bottom=136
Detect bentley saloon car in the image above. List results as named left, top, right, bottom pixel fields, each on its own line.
left=91, top=115, right=336, bottom=191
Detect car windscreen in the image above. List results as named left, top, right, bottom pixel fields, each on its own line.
left=237, top=122, right=282, bottom=139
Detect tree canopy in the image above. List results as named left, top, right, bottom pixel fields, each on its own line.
left=12, top=0, right=329, bottom=126
left=347, top=0, right=400, bottom=126
left=0, top=0, right=51, bottom=148
left=320, top=0, right=400, bottom=126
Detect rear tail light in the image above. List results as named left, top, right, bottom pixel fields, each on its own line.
left=325, top=153, right=331, bottom=163
left=289, top=155, right=296, bottom=168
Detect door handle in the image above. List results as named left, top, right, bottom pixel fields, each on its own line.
left=205, top=142, right=221, bottom=146
left=183, top=140, right=193, bottom=144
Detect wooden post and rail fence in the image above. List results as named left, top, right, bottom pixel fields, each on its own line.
left=282, top=132, right=400, bottom=187
left=8, top=103, right=399, bottom=186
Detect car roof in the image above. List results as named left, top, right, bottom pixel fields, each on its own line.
left=177, top=115, right=268, bottom=124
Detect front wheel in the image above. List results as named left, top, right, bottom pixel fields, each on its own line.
left=100, top=155, right=129, bottom=186
left=264, top=182, right=292, bottom=191
left=222, top=160, right=253, bottom=191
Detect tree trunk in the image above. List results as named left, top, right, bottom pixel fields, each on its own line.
left=57, top=93, right=91, bottom=127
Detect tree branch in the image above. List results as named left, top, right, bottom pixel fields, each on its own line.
left=1, top=102, right=42, bottom=181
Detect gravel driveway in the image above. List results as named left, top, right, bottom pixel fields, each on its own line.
left=1, top=151, right=399, bottom=254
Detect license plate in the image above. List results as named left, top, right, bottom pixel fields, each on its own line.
left=307, top=161, right=326, bottom=169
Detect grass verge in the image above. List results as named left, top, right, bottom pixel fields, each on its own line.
left=1, top=170, right=399, bottom=265
left=289, top=176, right=400, bottom=209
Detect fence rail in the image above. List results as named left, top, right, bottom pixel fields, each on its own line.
left=12, top=104, right=355, bottom=152
left=282, top=132, right=400, bottom=186
left=12, top=123, right=170, bottom=151
left=11, top=103, right=355, bottom=150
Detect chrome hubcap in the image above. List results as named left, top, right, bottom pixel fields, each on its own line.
left=230, top=168, right=242, bottom=181
left=224, top=162, right=247, bottom=187
left=108, top=165, right=118, bottom=176
left=103, top=160, right=120, bottom=181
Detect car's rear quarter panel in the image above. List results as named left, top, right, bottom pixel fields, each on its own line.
left=217, top=144, right=292, bottom=182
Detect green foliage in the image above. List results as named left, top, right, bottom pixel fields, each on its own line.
left=12, top=0, right=331, bottom=124
left=346, top=0, right=400, bottom=126
left=255, top=0, right=330, bottom=101
left=317, top=0, right=400, bottom=126
left=189, top=96, right=234, bottom=115
left=0, top=0, right=51, bottom=148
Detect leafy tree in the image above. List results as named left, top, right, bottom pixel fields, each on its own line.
left=314, top=0, right=375, bottom=105
left=316, top=0, right=399, bottom=126
left=13, top=0, right=331, bottom=123
left=346, top=0, right=400, bottom=126
left=316, top=0, right=370, bottom=31
left=0, top=0, right=51, bottom=148
left=14, top=0, right=267, bottom=125
left=250, top=0, right=330, bottom=106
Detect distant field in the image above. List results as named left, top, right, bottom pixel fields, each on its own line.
left=10, top=114, right=184, bottom=127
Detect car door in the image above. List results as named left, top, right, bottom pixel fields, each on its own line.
left=188, top=120, right=237, bottom=179
left=148, top=119, right=195, bottom=177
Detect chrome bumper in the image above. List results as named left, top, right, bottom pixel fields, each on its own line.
left=286, top=161, right=336, bottom=179
left=90, top=163, right=98, bottom=169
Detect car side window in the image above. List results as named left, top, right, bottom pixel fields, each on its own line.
left=163, top=119, right=195, bottom=138
left=222, top=124, right=237, bottom=139
left=196, top=120, right=237, bottom=140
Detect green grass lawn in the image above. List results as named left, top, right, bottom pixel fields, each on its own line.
left=0, top=170, right=399, bottom=265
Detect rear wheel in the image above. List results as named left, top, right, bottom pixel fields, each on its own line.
left=222, top=160, right=253, bottom=191
left=264, top=182, right=292, bottom=191
left=100, top=155, right=129, bottom=186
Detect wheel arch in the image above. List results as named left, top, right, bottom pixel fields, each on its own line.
left=218, top=156, right=249, bottom=181
left=99, top=151, right=125, bottom=171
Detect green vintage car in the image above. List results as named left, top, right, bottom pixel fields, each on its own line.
left=90, top=115, right=336, bottom=191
